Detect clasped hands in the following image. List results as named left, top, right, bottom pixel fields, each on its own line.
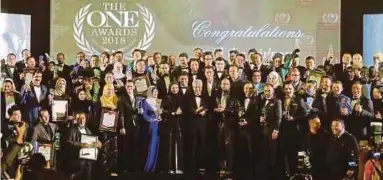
left=195, top=106, right=206, bottom=116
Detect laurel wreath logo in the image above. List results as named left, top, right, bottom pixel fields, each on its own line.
left=73, top=3, right=155, bottom=57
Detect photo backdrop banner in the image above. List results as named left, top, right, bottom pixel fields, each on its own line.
left=50, top=0, right=340, bottom=64
left=364, top=14, right=383, bottom=66
left=0, top=13, right=31, bottom=60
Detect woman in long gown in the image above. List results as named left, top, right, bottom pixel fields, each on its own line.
left=139, top=86, right=161, bottom=172
left=158, top=82, right=184, bottom=174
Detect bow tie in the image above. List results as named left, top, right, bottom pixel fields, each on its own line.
left=33, top=85, right=41, bottom=88
left=181, top=87, right=187, bottom=89
left=195, top=95, right=202, bottom=98
left=216, top=71, right=224, bottom=73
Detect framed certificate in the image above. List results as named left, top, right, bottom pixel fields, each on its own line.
left=99, top=109, right=118, bottom=132
left=307, top=69, right=325, bottom=84
left=133, top=75, right=151, bottom=96
left=52, top=100, right=68, bottom=122
left=23, top=68, right=39, bottom=85
left=79, top=135, right=98, bottom=161
left=36, top=143, right=55, bottom=165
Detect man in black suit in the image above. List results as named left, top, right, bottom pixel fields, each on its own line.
left=214, top=57, right=228, bottom=83
left=66, top=112, right=102, bottom=180
left=15, top=49, right=30, bottom=74
left=346, top=82, right=374, bottom=155
left=290, top=68, right=305, bottom=93
left=326, top=53, right=352, bottom=83
left=236, top=82, right=257, bottom=178
left=157, top=63, right=172, bottom=99
left=255, top=84, right=282, bottom=179
left=214, top=79, right=237, bottom=177
left=186, top=79, right=208, bottom=173
left=228, top=65, right=246, bottom=100
left=326, top=119, right=359, bottom=180
left=55, top=53, right=72, bottom=83
left=2, top=53, right=18, bottom=80
left=311, top=75, right=332, bottom=130
left=249, top=53, right=270, bottom=83
left=118, top=80, right=140, bottom=172
left=171, top=53, right=189, bottom=79
left=188, top=59, right=204, bottom=86
left=301, top=115, right=331, bottom=180
left=279, top=81, right=308, bottom=176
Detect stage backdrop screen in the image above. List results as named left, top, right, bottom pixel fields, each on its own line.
left=50, top=0, right=340, bottom=64
left=364, top=14, right=383, bottom=67
left=0, top=13, right=31, bottom=60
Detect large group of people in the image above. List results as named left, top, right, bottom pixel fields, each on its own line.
left=1, top=48, right=383, bottom=180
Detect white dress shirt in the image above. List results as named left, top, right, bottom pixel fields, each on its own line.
left=34, top=86, right=42, bottom=102
left=195, top=96, right=201, bottom=108
left=245, top=98, right=250, bottom=111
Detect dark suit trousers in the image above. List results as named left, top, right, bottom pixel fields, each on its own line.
left=218, top=122, right=235, bottom=172
left=118, top=127, right=140, bottom=172
left=158, top=126, right=184, bottom=172
left=236, top=127, right=254, bottom=177
left=72, top=160, right=92, bottom=180
left=186, top=117, right=207, bottom=172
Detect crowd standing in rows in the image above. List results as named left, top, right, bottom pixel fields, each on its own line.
left=1, top=48, right=383, bottom=180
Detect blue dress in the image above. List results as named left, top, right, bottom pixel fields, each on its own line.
left=140, top=99, right=160, bottom=172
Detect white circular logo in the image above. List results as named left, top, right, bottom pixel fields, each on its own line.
left=73, top=3, right=155, bottom=58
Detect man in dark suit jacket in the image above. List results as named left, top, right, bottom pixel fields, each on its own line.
left=55, top=53, right=72, bottom=82
left=15, top=49, right=30, bottom=74
left=346, top=82, right=374, bottom=142
left=66, top=112, right=101, bottom=180
left=186, top=79, right=208, bottom=173
left=188, top=59, right=204, bottom=86
left=20, top=71, right=48, bottom=130
left=326, top=81, right=351, bottom=121
left=236, top=83, right=258, bottom=178
left=326, top=119, right=359, bottom=180
left=255, top=84, right=282, bottom=179
left=325, top=53, right=352, bottom=83
left=117, top=80, right=140, bottom=172
left=311, top=76, right=332, bottom=130
left=157, top=63, right=173, bottom=100
left=279, top=81, right=308, bottom=175
left=228, top=65, right=246, bottom=101
left=2, top=53, right=18, bottom=80
left=249, top=53, right=270, bottom=83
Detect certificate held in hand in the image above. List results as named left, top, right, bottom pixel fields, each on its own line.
left=79, top=135, right=98, bottom=161
left=99, top=109, right=118, bottom=132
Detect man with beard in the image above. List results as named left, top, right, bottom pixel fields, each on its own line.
left=326, top=81, right=351, bottom=122
left=278, top=81, right=308, bottom=176
left=157, top=63, right=173, bottom=99
left=301, top=115, right=331, bottom=180
left=255, top=84, right=282, bottom=179
left=311, top=75, right=332, bottom=130
left=249, top=53, right=270, bottom=83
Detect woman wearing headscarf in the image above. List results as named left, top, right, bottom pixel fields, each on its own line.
left=157, top=82, right=184, bottom=174
left=266, top=71, right=284, bottom=99
left=139, top=86, right=161, bottom=172
left=96, top=83, right=120, bottom=177
left=1, top=78, right=21, bottom=120
left=51, top=78, right=68, bottom=100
